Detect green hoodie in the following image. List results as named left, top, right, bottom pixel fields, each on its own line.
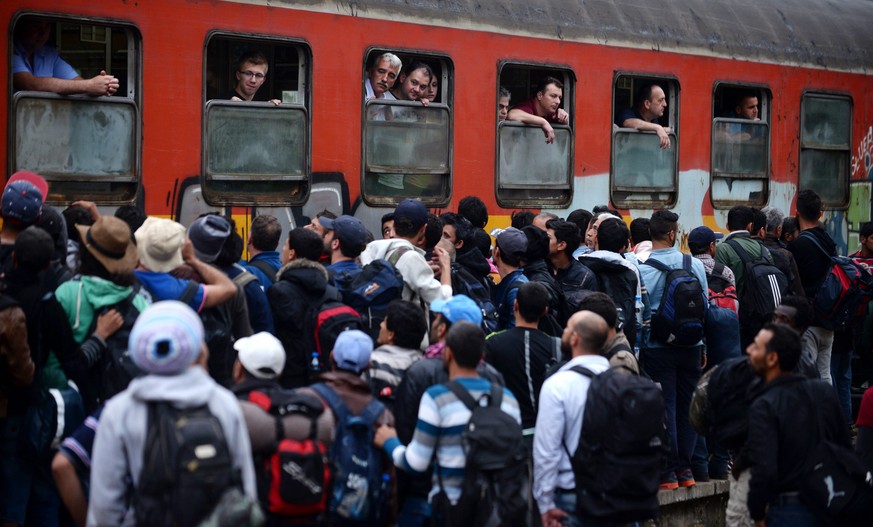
left=55, top=276, right=151, bottom=343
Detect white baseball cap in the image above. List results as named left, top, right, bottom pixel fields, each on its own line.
left=234, top=332, right=286, bottom=379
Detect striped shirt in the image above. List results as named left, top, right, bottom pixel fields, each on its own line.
left=382, top=376, right=521, bottom=503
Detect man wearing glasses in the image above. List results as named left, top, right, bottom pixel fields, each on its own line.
left=220, top=50, right=280, bottom=105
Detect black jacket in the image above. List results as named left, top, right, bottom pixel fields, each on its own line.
left=455, top=247, right=491, bottom=279
left=788, top=226, right=836, bottom=300
left=523, top=259, right=567, bottom=326
left=746, top=375, right=850, bottom=520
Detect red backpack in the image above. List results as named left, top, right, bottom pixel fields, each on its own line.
left=247, top=389, right=330, bottom=519
left=706, top=262, right=738, bottom=313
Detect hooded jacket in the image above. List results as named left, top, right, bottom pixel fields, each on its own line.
left=87, top=367, right=257, bottom=527
left=580, top=250, right=650, bottom=348
left=55, top=275, right=150, bottom=344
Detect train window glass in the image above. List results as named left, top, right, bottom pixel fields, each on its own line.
left=362, top=50, right=452, bottom=206
left=203, top=35, right=311, bottom=206
left=611, top=75, right=678, bottom=208
left=496, top=64, right=574, bottom=207
left=799, top=94, right=851, bottom=206
left=710, top=86, right=770, bottom=206
left=10, top=15, right=140, bottom=202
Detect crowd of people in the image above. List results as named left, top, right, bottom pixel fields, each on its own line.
left=1, top=169, right=873, bottom=527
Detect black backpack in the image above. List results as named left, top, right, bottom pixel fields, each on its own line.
left=89, top=287, right=144, bottom=401
left=134, top=401, right=240, bottom=527
left=579, top=256, right=640, bottom=348
left=725, top=239, right=789, bottom=321
left=642, top=255, right=707, bottom=347
left=450, top=264, right=499, bottom=334
left=705, top=356, right=758, bottom=450
left=431, top=381, right=529, bottom=527
left=180, top=281, right=235, bottom=388
left=568, top=366, right=665, bottom=523
left=334, top=259, right=404, bottom=341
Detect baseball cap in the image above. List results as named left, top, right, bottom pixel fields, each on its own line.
left=2, top=180, right=43, bottom=225
left=430, top=294, right=483, bottom=327
left=234, top=332, right=286, bottom=379
left=188, top=215, right=232, bottom=263
left=688, top=226, right=723, bottom=247
left=9, top=171, right=49, bottom=201
left=319, top=215, right=367, bottom=248
left=394, top=199, right=428, bottom=230
left=495, top=227, right=528, bottom=260
left=129, top=301, right=204, bottom=375
left=135, top=217, right=186, bottom=273
left=332, top=329, right=373, bottom=374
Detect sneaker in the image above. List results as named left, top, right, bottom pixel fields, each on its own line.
left=692, top=469, right=710, bottom=483
left=659, top=473, right=679, bottom=490
left=677, top=468, right=696, bottom=488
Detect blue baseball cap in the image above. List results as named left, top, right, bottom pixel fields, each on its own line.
left=332, top=329, right=374, bottom=373
left=320, top=215, right=367, bottom=248
left=430, top=294, right=483, bottom=327
left=394, top=199, right=428, bottom=230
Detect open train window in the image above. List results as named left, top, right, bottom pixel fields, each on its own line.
left=710, top=84, right=771, bottom=207
left=611, top=74, right=679, bottom=208
left=799, top=93, right=851, bottom=207
left=203, top=33, right=311, bottom=206
left=362, top=49, right=452, bottom=207
left=495, top=63, right=574, bottom=208
left=9, top=14, right=141, bottom=203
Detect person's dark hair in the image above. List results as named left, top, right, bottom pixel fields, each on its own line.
left=214, top=217, right=243, bottom=268
left=114, top=205, right=147, bottom=236
left=287, top=227, right=323, bottom=262
left=403, top=61, right=434, bottom=82
left=861, top=222, right=873, bottom=239
left=439, top=212, right=473, bottom=250
left=522, top=225, right=549, bottom=262
left=385, top=300, right=427, bottom=350
left=472, top=229, right=492, bottom=259
left=592, top=205, right=623, bottom=219
left=629, top=218, right=651, bottom=245
left=781, top=217, right=799, bottom=243
left=14, top=226, right=53, bottom=271
left=423, top=213, right=443, bottom=252
left=796, top=189, right=823, bottom=222
left=511, top=210, right=535, bottom=229
left=634, top=84, right=661, bottom=110
left=597, top=217, right=630, bottom=254
left=36, top=207, right=68, bottom=262
left=250, top=215, right=282, bottom=251
left=735, top=91, right=759, bottom=109
left=316, top=209, right=337, bottom=221
left=78, top=241, right=136, bottom=287
left=337, top=237, right=366, bottom=259
left=63, top=205, right=93, bottom=242
left=779, top=295, right=814, bottom=332
left=648, top=210, right=679, bottom=241
left=516, top=282, right=549, bottom=323
left=762, top=322, right=802, bottom=372
left=576, top=292, right=618, bottom=329
left=726, top=205, right=755, bottom=232
left=689, top=238, right=709, bottom=256
left=537, top=76, right=563, bottom=94
left=751, top=208, right=766, bottom=235
left=445, top=321, right=485, bottom=369
left=238, top=49, right=269, bottom=71
left=547, top=220, right=581, bottom=259
left=566, top=209, right=593, bottom=235
left=458, top=196, right=488, bottom=229
left=393, top=215, right=420, bottom=238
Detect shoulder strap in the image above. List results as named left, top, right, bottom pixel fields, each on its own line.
left=445, top=379, right=502, bottom=412
left=552, top=337, right=562, bottom=363
left=725, top=239, right=754, bottom=265
left=232, top=271, right=258, bottom=289
left=249, top=259, right=277, bottom=282
left=310, top=382, right=350, bottom=423
left=641, top=257, right=669, bottom=273
left=357, top=397, right=385, bottom=427
left=797, top=231, right=832, bottom=259
left=682, top=253, right=692, bottom=272
left=178, top=280, right=199, bottom=305
left=567, top=365, right=596, bottom=379
left=711, top=261, right=726, bottom=277
left=387, top=246, right=412, bottom=267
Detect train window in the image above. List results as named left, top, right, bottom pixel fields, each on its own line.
left=496, top=64, right=574, bottom=208
left=611, top=75, right=679, bottom=208
left=10, top=14, right=141, bottom=202
left=203, top=34, right=311, bottom=206
left=799, top=93, right=851, bottom=207
left=710, top=85, right=771, bottom=206
left=362, top=50, right=452, bottom=207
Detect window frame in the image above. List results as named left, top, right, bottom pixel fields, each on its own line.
left=610, top=72, right=680, bottom=209
left=8, top=12, right=142, bottom=204
left=710, top=82, right=772, bottom=207
left=201, top=31, right=312, bottom=207
left=495, top=60, right=575, bottom=208
left=798, top=91, right=852, bottom=208
left=360, top=47, right=454, bottom=208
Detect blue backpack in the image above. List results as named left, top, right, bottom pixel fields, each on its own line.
left=310, top=383, right=390, bottom=525
left=643, top=255, right=707, bottom=347
left=333, top=259, right=404, bottom=341
left=451, top=263, right=499, bottom=334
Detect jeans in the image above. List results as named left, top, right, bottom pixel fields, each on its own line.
left=830, top=350, right=853, bottom=426
left=766, top=501, right=824, bottom=527
left=641, top=346, right=702, bottom=478
left=397, top=496, right=431, bottom=527
left=0, top=416, right=61, bottom=526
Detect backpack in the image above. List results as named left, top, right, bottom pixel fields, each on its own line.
left=450, top=264, right=499, bottom=334
left=725, top=239, right=789, bottom=321
left=579, top=256, right=640, bottom=347
left=505, top=281, right=564, bottom=338
left=334, top=259, right=404, bottom=341
left=246, top=388, right=330, bottom=519
left=309, top=297, right=364, bottom=376
left=704, top=356, right=758, bottom=450
left=799, top=232, right=873, bottom=331
left=134, top=402, right=241, bottom=527
left=310, top=383, right=389, bottom=525
left=642, top=255, right=707, bottom=347
left=568, top=366, right=665, bottom=523
left=180, top=281, right=235, bottom=388
left=432, top=381, right=529, bottom=527
left=89, top=287, right=144, bottom=401
left=706, top=262, right=738, bottom=313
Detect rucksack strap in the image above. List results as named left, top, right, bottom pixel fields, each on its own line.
left=726, top=238, right=772, bottom=265
left=641, top=257, right=670, bottom=273
left=178, top=280, right=199, bottom=306
left=232, top=270, right=259, bottom=289
left=445, top=379, right=502, bottom=412
left=567, top=365, right=596, bottom=379
left=310, top=382, right=351, bottom=423
left=797, top=231, right=833, bottom=259
left=249, top=259, right=277, bottom=283
left=552, top=337, right=562, bottom=364
left=711, top=261, right=726, bottom=277
left=387, top=246, right=412, bottom=267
